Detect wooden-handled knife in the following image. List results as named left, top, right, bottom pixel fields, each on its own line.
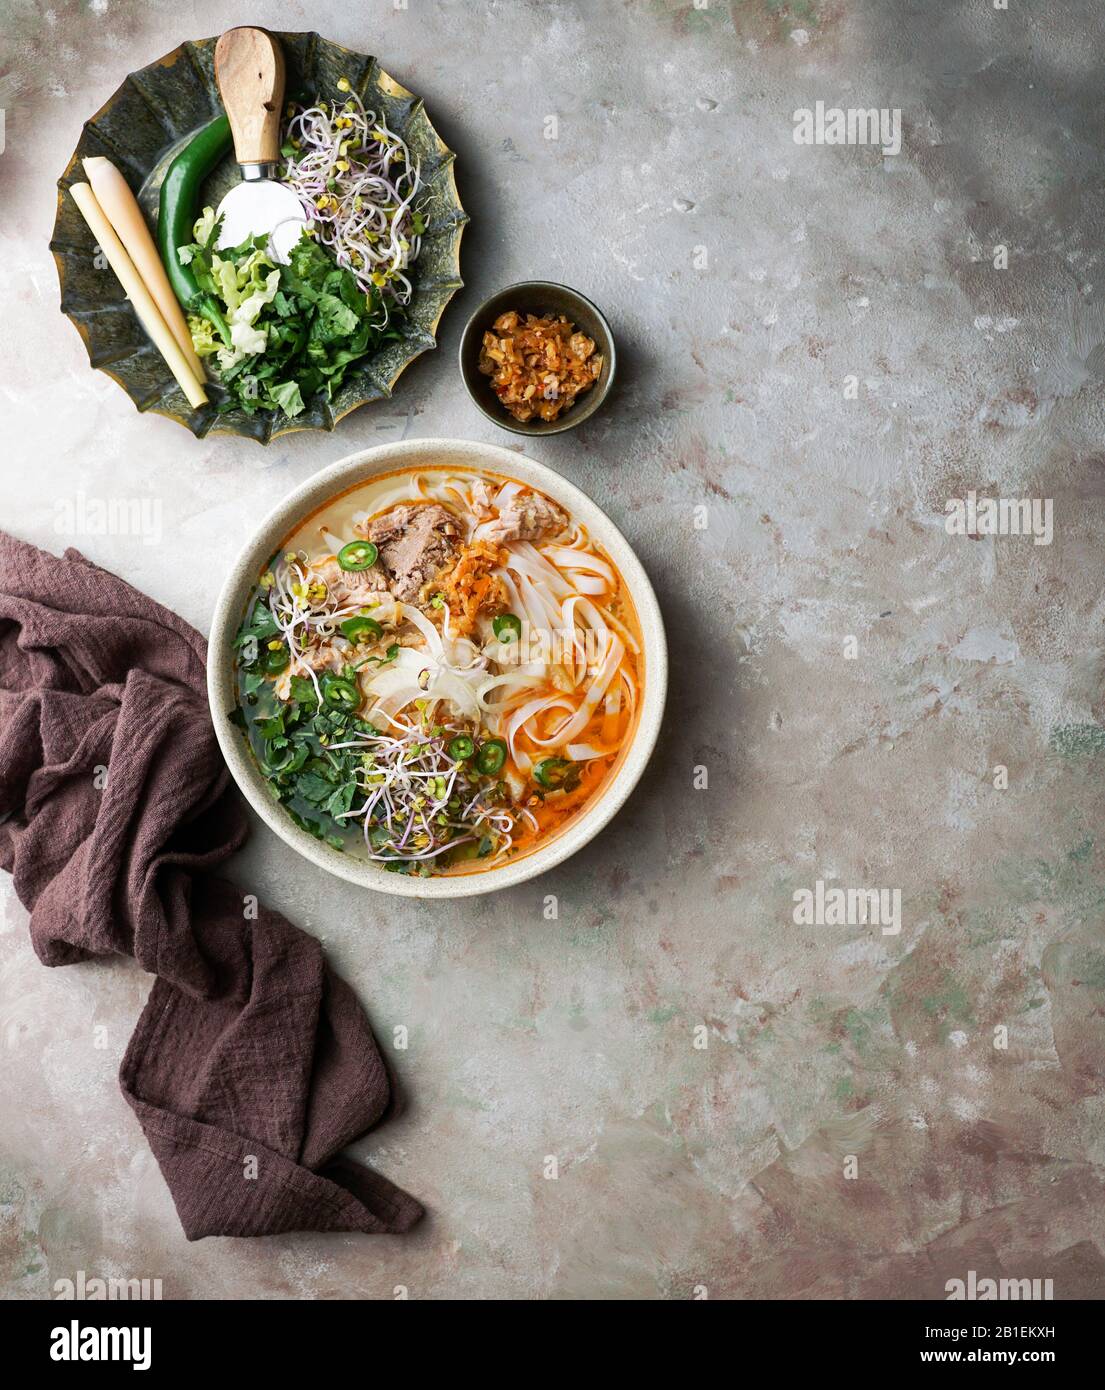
left=214, top=26, right=307, bottom=263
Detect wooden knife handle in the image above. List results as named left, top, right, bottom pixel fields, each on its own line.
left=215, top=27, right=286, bottom=166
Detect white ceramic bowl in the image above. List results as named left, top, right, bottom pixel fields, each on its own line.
left=207, top=439, right=667, bottom=897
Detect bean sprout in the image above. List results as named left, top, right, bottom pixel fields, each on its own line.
left=282, top=82, right=423, bottom=323
left=334, top=718, right=518, bottom=865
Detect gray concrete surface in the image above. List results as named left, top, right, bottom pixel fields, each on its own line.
left=3, top=0, right=1105, bottom=1299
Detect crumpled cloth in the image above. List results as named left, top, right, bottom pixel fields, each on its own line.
left=0, top=532, right=423, bottom=1239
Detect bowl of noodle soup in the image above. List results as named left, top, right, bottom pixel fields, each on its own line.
left=209, top=438, right=666, bottom=896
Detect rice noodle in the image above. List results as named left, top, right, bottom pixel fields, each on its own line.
left=542, top=545, right=615, bottom=586
left=567, top=743, right=611, bottom=761
left=566, top=573, right=607, bottom=595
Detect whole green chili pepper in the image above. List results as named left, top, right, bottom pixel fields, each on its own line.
left=157, top=115, right=233, bottom=347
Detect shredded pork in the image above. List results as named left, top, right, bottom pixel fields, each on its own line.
left=358, top=503, right=460, bottom=602
left=480, top=491, right=568, bottom=545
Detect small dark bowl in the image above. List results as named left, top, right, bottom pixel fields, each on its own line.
left=459, top=281, right=616, bottom=436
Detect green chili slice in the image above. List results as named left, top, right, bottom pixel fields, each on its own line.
left=261, top=643, right=290, bottom=675
left=476, top=738, right=507, bottom=775
left=493, top=613, right=522, bottom=644
left=340, top=614, right=383, bottom=643
left=157, top=114, right=233, bottom=347
left=534, top=757, right=574, bottom=789
left=337, top=541, right=379, bottom=572
left=321, top=674, right=360, bottom=712
left=448, top=735, right=475, bottom=761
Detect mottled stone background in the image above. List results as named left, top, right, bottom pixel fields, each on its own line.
left=3, top=0, right=1105, bottom=1300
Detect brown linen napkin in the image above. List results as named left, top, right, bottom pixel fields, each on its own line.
left=0, top=532, right=423, bottom=1238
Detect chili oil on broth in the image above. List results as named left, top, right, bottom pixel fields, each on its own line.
left=232, top=466, right=644, bottom=878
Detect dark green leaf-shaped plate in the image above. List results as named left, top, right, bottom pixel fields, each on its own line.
left=50, top=32, right=467, bottom=444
